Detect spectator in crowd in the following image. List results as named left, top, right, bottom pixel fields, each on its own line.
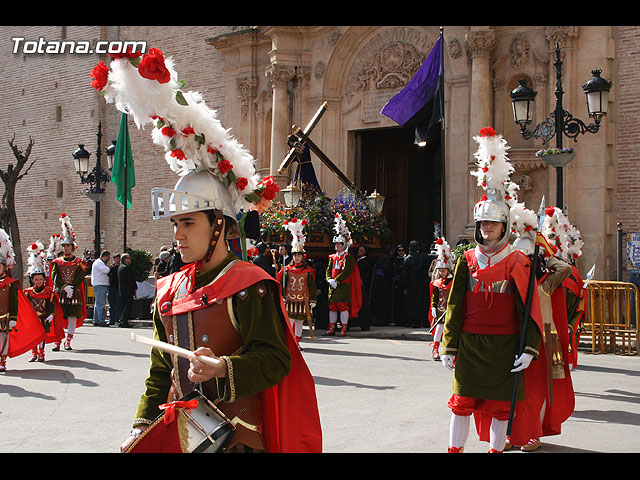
left=252, top=242, right=276, bottom=278
left=91, top=251, right=111, bottom=327
left=155, top=251, right=172, bottom=278
left=108, top=253, right=121, bottom=326
left=372, top=244, right=394, bottom=326
left=355, top=245, right=373, bottom=331
left=168, top=242, right=186, bottom=273
left=117, top=253, right=136, bottom=328
left=401, top=240, right=430, bottom=328
left=277, top=244, right=291, bottom=272
left=393, top=244, right=407, bottom=326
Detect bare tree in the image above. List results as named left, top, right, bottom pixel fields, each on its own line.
left=0, top=135, right=36, bottom=282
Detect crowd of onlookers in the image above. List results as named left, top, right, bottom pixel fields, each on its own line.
left=87, top=238, right=454, bottom=332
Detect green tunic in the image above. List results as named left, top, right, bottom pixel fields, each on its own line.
left=441, top=253, right=542, bottom=402
left=133, top=252, right=292, bottom=427
left=326, top=252, right=355, bottom=303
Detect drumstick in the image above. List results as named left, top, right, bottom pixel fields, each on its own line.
left=130, top=333, right=220, bottom=368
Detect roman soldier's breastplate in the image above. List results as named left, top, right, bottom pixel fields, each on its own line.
left=161, top=294, right=265, bottom=451
left=285, top=271, right=310, bottom=317
left=57, top=263, right=81, bottom=304
left=28, top=295, right=48, bottom=319
left=437, top=287, right=449, bottom=312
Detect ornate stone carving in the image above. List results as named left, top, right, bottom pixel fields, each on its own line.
left=265, top=63, right=295, bottom=89
left=545, top=26, right=578, bottom=52
left=236, top=76, right=258, bottom=120
left=344, top=27, right=433, bottom=103
left=315, top=60, right=326, bottom=79
left=328, top=27, right=342, bottom=46
left=464, top=29, right=496, bottom=57
left=449, top=37, right=462, bottom=59
left=510, top=32, right=530, bottom=68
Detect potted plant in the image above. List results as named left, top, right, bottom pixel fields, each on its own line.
left=535, top=147, right=576, bottom=168
left=82, top=186, right=106, bottom=203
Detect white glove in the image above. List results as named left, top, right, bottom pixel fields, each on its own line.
left=431, top=307, right=437, bottom=318
left=441, top=354, right=455, bottom=371
left=63, top=285, right=74, bottom=298
left=511, top=352, right=534, bottom=372
left=328, top=279, right=338, bottom=289
left=310, top=302, right=316, bottom=309
left=45, top=314, right=54, bottom=325
left=9, top=320, right=16, bottom=329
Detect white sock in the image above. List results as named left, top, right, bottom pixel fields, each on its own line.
left=329, top=311, right=338, bottom=325
left=489, top=418, right=509, bottom=451
left=449, top=413, right=470, bottom=449
left=434, top=323, right=444, bottom=342
left=67, top=318, right=76, bottom=336
left=339, top=310, right=349, bottom=326
left=540, top=399, right=547, bottom=422
left=294, top=319, right=303, bottom=337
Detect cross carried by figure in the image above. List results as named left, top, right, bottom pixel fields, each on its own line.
left=278, top=101, right=360, bottom=193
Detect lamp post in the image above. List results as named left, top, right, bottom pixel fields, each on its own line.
left=72, top=121, right=113, bottom=255
left=510, top=42, right=611, bottom=208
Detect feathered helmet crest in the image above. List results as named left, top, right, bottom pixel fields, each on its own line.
left=27, top=241, right=46, bottom=276
left=46, top=234, right=62, bottom=260
left=0, top=228, right=15, bottom=267
left=332, top=213, right=352, bottom=249
left=434, top=237, right=453, bottom=270
left=541, top=206, right=584, bottom=263
left=59, top=213, right=76, bottom=247
left=91, top=48, right=278, bottom=221
left=471, top=127, right=514, bottom=249
left=285, top=217, right=309, bottom=254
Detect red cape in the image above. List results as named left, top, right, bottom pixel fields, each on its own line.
left=153, top=260, right=323, bottom=453
left=328, top=252, right=362, bottom=319
left=563, top=266, right=585, bottom=368
left=24, top=285, right=65, bottom=344
left=2, top=277, right=47, bottom=358
left=460, top=249, right=546, bottom=445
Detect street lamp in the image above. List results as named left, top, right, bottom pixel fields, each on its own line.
left=510, top=42, right=612, bottom=208
left=105, top=140, right=116, bottom=170
left=73, top=121, right=114, bottom=255
left=281, top=181, right=302, bottom=210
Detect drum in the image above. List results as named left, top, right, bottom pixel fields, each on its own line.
left=126, top=389, right=235, bottom=453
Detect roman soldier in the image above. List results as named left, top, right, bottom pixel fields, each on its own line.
left=94, top=48, right=322, bottom=453
left=0, top=229, right=46, bottom=372
left=440, top=127, right=543, bottom=453
left=325, top=213, right=362, bottom=337
left=429, top=237, right=453, bottom=360
left=24, top=241, right=64, bottom=362
left=276, top=217, right=316, bottom=344
left=49, top=213, right=87, bottom=351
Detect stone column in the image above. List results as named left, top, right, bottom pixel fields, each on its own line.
left=464, top=28, right=496, bottom=231
left=265, top=63, right=295, bottom=187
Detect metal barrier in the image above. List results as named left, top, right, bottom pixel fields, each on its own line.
left=583, top=281, right=639, bottom=355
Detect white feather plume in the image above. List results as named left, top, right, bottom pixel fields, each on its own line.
left=333, top=213, right=352, bottom=248
left=471, top=127, right=514, bottom=197
left=285, top=217, right=307, bottom=252
left=434, top=237, right=453, bottom=269
left=26, top=240, right=46, bottom=275
left=0, top=228, right=15, bottom=267
left=98, top=52, right=264, bottom=214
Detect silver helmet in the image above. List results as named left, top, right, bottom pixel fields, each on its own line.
left=473, top=189, right=510, bottom=248
left=151, top=169, right=239, bottom=237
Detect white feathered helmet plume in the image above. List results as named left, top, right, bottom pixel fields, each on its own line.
left=471, top=127, right=514, bottom=248
left=541, top=206, right=583, bottom=263
left=59, top=213, right=76, bottom=248
left=27, top=241, right=46, bottom=276
left=510, top=201, right=539, bottom=256
left=46, top=234, right=61, bottom=261
left=285, top=217, right=309, bottom=254
left=0, top=228, right=15, bottom=268
left=332, top=213, right=352, bottom=249
left=91, top=48, right=279, bottom=225
left=434, top=237, right=453, bottom=270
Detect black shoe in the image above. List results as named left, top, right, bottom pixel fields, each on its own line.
left=118, top=321, right=131, bottom=328
left=52, top=344, right=60, bottom=352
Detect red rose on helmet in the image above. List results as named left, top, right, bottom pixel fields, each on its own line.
left=217, top=159, right=233, bottom=174
left=236, top=177, right=248, bottom=191
left=161, top=126, right=176, bottom=138
left=258, top=176, right=280, bottom=201
left=170, top=149, right=185, bottom=160
left=138, top=48, right=171, bottom=84
left=90, top=61, right=109, bottom=91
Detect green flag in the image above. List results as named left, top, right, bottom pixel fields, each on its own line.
left=112, top=112, right=135, bottom=209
